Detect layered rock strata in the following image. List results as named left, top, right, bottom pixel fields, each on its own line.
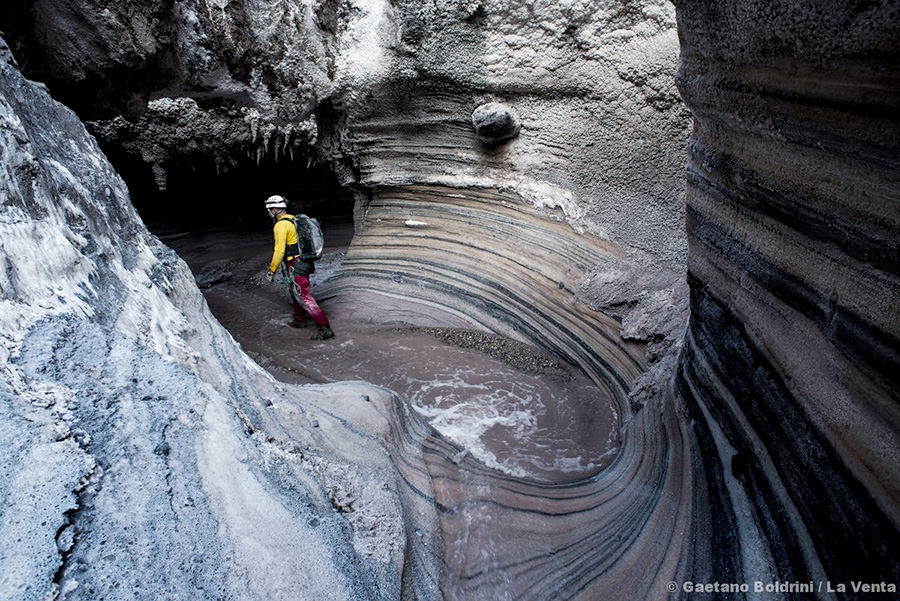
left=675, top=0, right=900, bottom=588
left=333, top=0, right=689, bottom=268
left=321, top=185, right=648, bottom=412
left=5, top=1, right=898, bottom=600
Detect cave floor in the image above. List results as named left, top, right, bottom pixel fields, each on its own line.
left=166, top=220, right=619, bottom=483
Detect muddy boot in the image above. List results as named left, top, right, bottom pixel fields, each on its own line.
left=311, top=325, right=334, bottom=340
left=287, top=318, right=307, bottom=328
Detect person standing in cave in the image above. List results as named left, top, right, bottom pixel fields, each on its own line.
left=264, top=195, right=334, bottom=340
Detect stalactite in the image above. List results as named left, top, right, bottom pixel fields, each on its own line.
left=151, top=163, right=167, bottom=191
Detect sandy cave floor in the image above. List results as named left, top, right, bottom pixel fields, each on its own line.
left=165, top=219, right=620, bottom=484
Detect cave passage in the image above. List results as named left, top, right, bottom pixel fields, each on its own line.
left=100, top=147, right=355, bottom=235
left=134, top=152, right=625, bottom=482
left=165, top=222, right=621, bottom=483
left=101, top=143, right=625, bottom=482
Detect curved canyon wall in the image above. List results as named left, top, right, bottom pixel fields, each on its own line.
left=2, top=0, right=899, bottom=600
left=1, top=32, right=695, bottom=597
left=676, top=0, right=900, bottom=589
left=317, top=0, right=690, bottom=412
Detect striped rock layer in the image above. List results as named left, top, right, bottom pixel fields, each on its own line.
left=323, top=185, right=647, bottom=404
left=675, top=0, right=900, bottom=591
left=320, top=3, right=900, bottom=598
left=322, top=185, right=699, bottom=599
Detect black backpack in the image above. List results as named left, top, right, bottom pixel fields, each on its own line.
left=280, top=214, right=324, bottom=261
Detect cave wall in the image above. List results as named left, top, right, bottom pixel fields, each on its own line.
left=4, top=0, right=899, bottom=599
left=5, top=0, right=693, bottom=417
left=675, top=0, right=900, bottom=588
left=6, top=0, right=335, bottom=200
left=313, top=0, right=691, bottom=404
left=0, top=39, right=440, bottom=600
left=327, top=0, right=689, bottom=267
left=5, top=0, right=179, bottom=119
left=6, top=0, right=332, bottom=123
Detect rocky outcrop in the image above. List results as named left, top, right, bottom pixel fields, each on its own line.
left=5, top=0, right=179, bottom=118
left=0, top=40, right=439, bottom=600
left=6, top=0, right=331, bottom=122
left=675, top=0, right=900, bottom=589
left=470, top=103, right=520, bottom=143
left=4, top=0, right=898, bottom=600
left=7, top=0, right=333, bottom=187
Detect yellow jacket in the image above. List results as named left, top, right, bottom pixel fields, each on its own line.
left=269, top=214, right=299, bottom=273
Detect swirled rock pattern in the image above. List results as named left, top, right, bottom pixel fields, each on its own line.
left=3, top=0, right=899, bottom=600
left=322, top=185, right=647, bottom=407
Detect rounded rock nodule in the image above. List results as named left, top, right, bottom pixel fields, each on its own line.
left=471, top=103, right=521, bottom=143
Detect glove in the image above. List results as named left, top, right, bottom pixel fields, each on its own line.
left=265, top=271, right=275, bottom=283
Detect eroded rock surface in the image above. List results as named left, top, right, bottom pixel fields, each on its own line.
left=0, top=40, right=439, bottom=601
left=1, top=0, right=898, bottom=600
left=675, top=0, right=900, bottom=588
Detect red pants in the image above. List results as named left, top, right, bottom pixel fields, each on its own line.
left=288, top=265, right=329, bottom=327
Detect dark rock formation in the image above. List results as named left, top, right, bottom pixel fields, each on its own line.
left=5, top=0, right=332, bottom=204
left=2, top=0, right=898, bottom=599
left=4, top=0, right=179, bottom=119
left=675, top=0, right=900, bottom=589
left=471, top=102, right=520, bottom=143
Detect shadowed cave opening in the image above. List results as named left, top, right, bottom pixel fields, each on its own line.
left=98, top=145, right=356, bottom=235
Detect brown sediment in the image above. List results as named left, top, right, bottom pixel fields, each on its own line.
left=398, top=327, right=575, bottom=382
left=168, top=225, right=622, bottom=486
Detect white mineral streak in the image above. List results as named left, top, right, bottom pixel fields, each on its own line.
left=197, top=393, right=355, bottom=600
left=0, top=113, right=96, bottom=347
left=332, top=0, right=396, bottom=98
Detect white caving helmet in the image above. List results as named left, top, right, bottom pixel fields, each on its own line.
left=265, top=195, right=287, bottom=210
